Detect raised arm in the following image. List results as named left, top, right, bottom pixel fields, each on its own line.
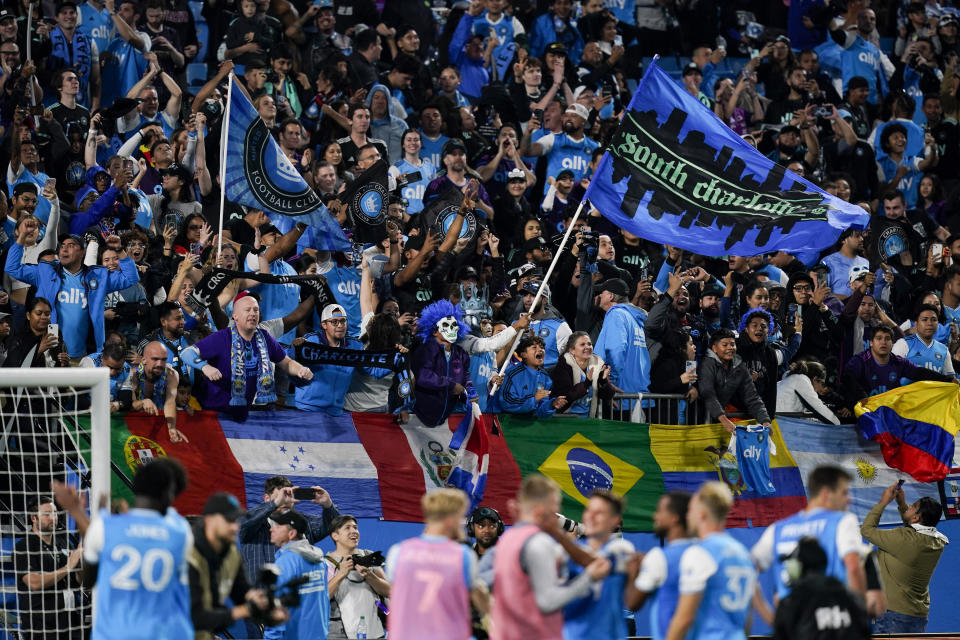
left=106, top=0, right=146, bottom=49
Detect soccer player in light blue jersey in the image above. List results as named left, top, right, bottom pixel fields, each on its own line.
left=627, top=491, right=693, bottom=640
left=563, top=490, right=636, bottom=640
left=82, top=458, right=193, bottom=640
left=666, top=482, right=756, bottom=640
left=750, top=465, right=866, bottom=627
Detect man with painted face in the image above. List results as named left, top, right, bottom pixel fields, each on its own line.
left=411, top=299, right=476, bottom=426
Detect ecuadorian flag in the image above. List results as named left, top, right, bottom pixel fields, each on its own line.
left=855, top=381, right=960, bottom=482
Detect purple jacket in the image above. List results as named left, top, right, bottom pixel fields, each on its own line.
left=411, top=338, right=473, bottom=426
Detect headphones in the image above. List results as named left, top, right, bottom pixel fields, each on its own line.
left=468, top=506, right=504, bottom=537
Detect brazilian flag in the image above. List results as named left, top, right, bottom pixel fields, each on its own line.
left=499, top=415, right=665, bottom=530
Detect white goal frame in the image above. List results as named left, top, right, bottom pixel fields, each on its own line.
left=0, top=368, right=112, bottom=504
left=0, top=367, right=111, bottom=637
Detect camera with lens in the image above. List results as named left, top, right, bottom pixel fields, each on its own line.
left=579, top=230, right=600, bottom=265
left=351, top=550, right=385, bottom=568
left=249, top=564, right=313, bottom=626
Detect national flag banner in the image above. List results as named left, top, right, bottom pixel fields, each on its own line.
left=222, top=74, right=350, bottom=252
left=648, top=421, right=806, bottom=528
left=778, top=415, right=943, bottom=524
left=938, top=468, right=960, bottom=519
left=498, top=415, right=665, bottom=530
left=854, top=381, right=960, bottom=482
left=445, top=403, right=490, bottom=510
left=342, top=159, right=390, bottom=244
left=584, top=61, right=871, bottom=263
left=353, top=412, right=520, bottom=523
left=110, top=411, right=382, bottom=519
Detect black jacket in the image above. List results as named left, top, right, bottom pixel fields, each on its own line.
left=773, top=574, right=871, bottom=640
left=698, top=350, right=770, bottom=423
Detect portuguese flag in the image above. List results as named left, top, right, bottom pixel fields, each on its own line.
left=498, top=415, right=665, bottom=530
left=108, top=411, right=246, bottom=513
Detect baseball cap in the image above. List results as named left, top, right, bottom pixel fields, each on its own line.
left=520, top=280, right=550, bottom=299
left=522, top=236, right=549, bottom=253
left=204, top=492, right=244, bottom=522
left=565, top=103, right=590, bottom=121
left=506, top=167, right=526, bottom=182
left=404, top=234, right=426, bottom=252
left=13, top=182, right=37, bottom=196
left=941, top=14, right=959, bottom=26
left=556, top=169, right=575, bottom=181
left=847, top=76, right=869, bottom=91
left=442, top=138, right=467, bottom=156
left=269, top=509, right=309, bottom=537
left=599, top=278, right=629, bottom=297
left=58, top=233, right=86, bottom=248
left=517, top=262, right=543, bottom=279
left=259, top=223, right=281, bottom=237
left=572, top=85, right=589, bottom=101
left=162, top=162, right=191, bottom=182
left=321, top=304, right=347, bottom=323
left=456, top=265, right=479, bottom=281
left=701, top=283, right=724, bottom=298
left=314, top=0, right=333, bottom=7
left=682, top=62, right=701, bottom=77
left=836, top=108, right=853, bottom=120
left=0, top=10, right=15, bottom=22
left=545, top=42, right=567, bottom=56
left=0, top=312, right=11, bottom=323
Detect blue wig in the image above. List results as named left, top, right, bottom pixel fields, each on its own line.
left=738, top=307, right=776, bottom=335
left=417, top=300, right=470, bottom=343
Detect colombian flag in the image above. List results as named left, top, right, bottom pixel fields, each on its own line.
left=855, top=381, right=960, bottom=482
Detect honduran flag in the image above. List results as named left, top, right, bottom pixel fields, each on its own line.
left=108, top=410, right=518, bottom=523
left=855, top=381, right=960, bottom=482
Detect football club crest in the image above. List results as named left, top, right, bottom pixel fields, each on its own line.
left=351, top=182, right=388, bottom=226
left=236, top=117, right=321, bottom=216
left=432, top=203, right=478, bottom=243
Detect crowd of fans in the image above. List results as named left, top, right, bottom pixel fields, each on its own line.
left=2, top=0, right=960, bottom=431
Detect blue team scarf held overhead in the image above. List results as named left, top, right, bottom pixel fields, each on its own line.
left=230, top=325, right=275, bottom=406
left=134, top=362, right=167, bottom=407
left=50, top=27, right=92, bottom=97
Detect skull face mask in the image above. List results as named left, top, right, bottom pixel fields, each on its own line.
left=436, top=316, right=460, bottom=343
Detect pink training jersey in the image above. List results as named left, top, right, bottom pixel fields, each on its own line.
left=387, top=536, right=472, bottom=640
left=492, top=524, right=564, bottom=640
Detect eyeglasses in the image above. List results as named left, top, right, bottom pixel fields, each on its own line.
left=792, top=285, right=812, bottom=292
left=325, top=318, right=347, bottom=325
left=127, top=242, right=146, bottom=249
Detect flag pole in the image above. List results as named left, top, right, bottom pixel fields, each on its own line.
left=217, top=75, right=234, bottom=261
left=489, top=198, right=588, bottom=396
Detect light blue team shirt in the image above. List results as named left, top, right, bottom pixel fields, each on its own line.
left=821, top=252, right=869, bottom=297
left=391, top=158, right=437, bottom=214
left=84, top=507, right=194, bottom=640
left=538, top=132, right=600, bottom=181
left=679, top=532, right=756, bottom=640
left=633, top=538, right=695, bottom=640
left=319, top=264, right=362, bottom=338
left=57, top=270, right=92, bottom=357
left=894, top=333, right=954, bottom=385
left=419, top=131, right=451, bottom=171
left=77, top=1, right=113, bottom=55
left=751, top=507, right=861, bottom=600
left=563, top=537, right=635, bottom=640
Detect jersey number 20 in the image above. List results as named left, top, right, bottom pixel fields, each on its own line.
left=109, top=544, right=176, bottom=592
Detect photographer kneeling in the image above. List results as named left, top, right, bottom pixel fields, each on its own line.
left=324, top=515, right=391, bottom=639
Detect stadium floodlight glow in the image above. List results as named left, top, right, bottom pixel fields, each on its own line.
left=0, top=367, right=110, bottom=639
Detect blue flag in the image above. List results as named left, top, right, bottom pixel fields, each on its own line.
left=584, top=62, right=871, bottom=264
left=222, top=76, right=350, bottom=252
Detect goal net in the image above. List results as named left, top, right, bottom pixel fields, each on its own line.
left=0, top=369, right=110, bottom=640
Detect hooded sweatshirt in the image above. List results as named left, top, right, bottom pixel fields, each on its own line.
left=264, top=538, right=331, bottom=640
left=594, top=303, right=651, bottom=393
left=698, top=349, right=771, bottom=423
left=366, top=83, right=408, bottom=164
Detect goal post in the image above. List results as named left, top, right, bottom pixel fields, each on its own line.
left=0, top=367, right=111, bottom=639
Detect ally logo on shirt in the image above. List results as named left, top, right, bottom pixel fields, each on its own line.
left=59, top=287, right=88, bottom=308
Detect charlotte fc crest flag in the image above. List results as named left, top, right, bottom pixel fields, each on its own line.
left=584, top=61, right=871, bottom=264
left=421, top=186, right=478, bottom=243
left=222, top=75, right=350, bottom=252
left=343, top=159, right=390, bottom=243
